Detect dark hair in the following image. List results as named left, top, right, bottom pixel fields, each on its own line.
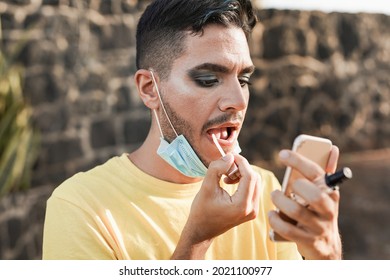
left=136, top=0, right=257, bottom=79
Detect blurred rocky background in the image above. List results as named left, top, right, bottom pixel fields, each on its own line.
left=0, top=0, right=389, bottom=259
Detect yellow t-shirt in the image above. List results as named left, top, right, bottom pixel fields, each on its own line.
left=42, top=153, right=301, bottom=260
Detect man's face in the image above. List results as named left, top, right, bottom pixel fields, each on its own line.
left=157, top=24, right=254, bottom=166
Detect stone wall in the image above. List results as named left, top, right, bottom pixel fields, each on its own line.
left=242, top=9, right=390, bottom=162
left=1, top=0, right=152, bottom=189
left=0, top=1, right=389, bottom=259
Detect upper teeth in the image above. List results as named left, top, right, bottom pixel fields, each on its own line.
left=221, top=129, right=228, bottom=140
left=208, top=127, right=230, bottom=140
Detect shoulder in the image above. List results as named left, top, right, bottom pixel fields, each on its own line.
left=49, top=155, right=125, bottom=203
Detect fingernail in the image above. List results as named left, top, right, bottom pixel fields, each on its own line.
left=279, top=150, right=289, bottom=159
left=222, top=154, right=233, bottom=162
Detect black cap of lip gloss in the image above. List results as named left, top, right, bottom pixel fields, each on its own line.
left=325, top=167, right=353, bottom=187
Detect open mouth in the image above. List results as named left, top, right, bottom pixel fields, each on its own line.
left=207, top=125, right=238, bottom=146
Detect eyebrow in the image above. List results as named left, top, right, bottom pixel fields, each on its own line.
left=188, top=63, right=255, bottom=76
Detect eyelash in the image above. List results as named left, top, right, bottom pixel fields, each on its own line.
left=239, top=78, right=252, bottom=87
left=194, top=78, right=219, bottom=88
left=194, top=77, right=252, bottom=88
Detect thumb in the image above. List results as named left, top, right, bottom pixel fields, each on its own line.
left=203, top=154, right=235, bottom=188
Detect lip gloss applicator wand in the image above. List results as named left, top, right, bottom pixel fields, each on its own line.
left=211, top=134, right=241, bottom=181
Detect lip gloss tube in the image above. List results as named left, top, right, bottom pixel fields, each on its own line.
left=325, top=167, right=353, bottom=189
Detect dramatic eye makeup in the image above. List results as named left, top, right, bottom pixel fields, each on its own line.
left=189, top=71, right=220, bottom=88
left=238, top=75, right=252, bottom=87
left=187, top=63, right=227, bottom=88
left=187, top=63, right=255, bottom=88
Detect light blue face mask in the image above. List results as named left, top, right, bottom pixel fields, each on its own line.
left=157, top=134, right=208, bottom=177
left=150, top=70, right=241, bottom=178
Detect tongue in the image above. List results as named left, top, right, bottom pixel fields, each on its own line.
left=209, top=128, right=228, bottom=140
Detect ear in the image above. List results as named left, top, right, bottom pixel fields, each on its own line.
left=134, top=69, right=160, bottom=110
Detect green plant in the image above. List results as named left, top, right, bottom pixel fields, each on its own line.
left=0, top=27, right=40, bottom=197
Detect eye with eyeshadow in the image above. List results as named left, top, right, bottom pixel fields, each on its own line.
left=191, top=73, right=220, bottom=88
left=238, top=75, right=252, bottom=87
left=188, top=66, right=254, bottom=89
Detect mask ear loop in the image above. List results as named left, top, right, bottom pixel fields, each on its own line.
left=152, top=109, right=164, bottom=138
left=150, top=70, right=179, bottom=138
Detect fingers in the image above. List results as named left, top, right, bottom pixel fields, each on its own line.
left=231, top=155, right=262, bottom=220
left=231, top=155, right=258, bottom=197
left=268, top=209, right=312, bottom=243
left=204, top=153, right=236, bottom=186
left=271, top=189, right=323, bottom=233
left=269, top=189, right=342, bottom=260
left=278, top=150, right=324, bottom=181
left=279, top=145, right=340, bottom=180
left=278, top=146, right=341, bottom=206
left=270, top=186, right=338, bottom=241
left=272, top=145, right=342, bottom=259
left=289, top=179, right=337, bottom=219
left=191, top=154, right=261, bottom=242
left=205, top=153, right=261, bottom=221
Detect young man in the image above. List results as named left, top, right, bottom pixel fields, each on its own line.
left=43, top=0, right=342, bottom=260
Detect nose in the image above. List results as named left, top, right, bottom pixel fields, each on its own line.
left=218, top=80, right=248, bottom=112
